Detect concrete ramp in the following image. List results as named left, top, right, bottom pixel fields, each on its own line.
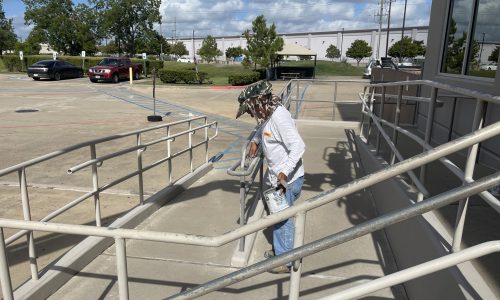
left=48, top=122, right=401, bottom=299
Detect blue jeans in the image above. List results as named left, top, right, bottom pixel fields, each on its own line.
left=273, top=176, right=304, bottom=261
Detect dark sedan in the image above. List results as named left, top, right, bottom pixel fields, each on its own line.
left=27, top=60, right=83, bottom=81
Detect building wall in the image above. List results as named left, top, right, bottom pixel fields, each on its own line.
left=178, top=26, right=429, bottom=65
left=420, top=0, right=500, bottom=169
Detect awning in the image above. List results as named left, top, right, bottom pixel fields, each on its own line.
left=276, top=44, right=317, bottom=56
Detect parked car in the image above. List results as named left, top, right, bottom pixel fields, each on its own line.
left=364, top=57, right=400, bottom=78
left=88, top=57, right=142, bottom=83
left=480, top=63, right=497, bottom=71
left=177, top=56, right=193, bottom=63
left=27, top=60, right=83, bottom=81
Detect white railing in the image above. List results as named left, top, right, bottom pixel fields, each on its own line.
left=0, top=116, right=217, bottom=286
left=1, top=80, right=500, bottom=300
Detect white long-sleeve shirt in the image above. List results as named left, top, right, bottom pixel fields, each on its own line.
left=253, top=106, right=305, bottom=186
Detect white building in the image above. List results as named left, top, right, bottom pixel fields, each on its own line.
left=178, top=26, right=429, bottom=64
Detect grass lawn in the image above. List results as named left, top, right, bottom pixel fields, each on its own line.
left=160, top=60, right=364, bottom=86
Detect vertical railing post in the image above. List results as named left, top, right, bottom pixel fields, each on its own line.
left=18, top=168, right=39, bottom=280
left=115, top=237, right=129, bottom=300
left=390, top=86, right=403, bottom=165
left=333, top=81, right=338, bottom=121
left=289, top=211, right=306, bottom=300
left=189, top=121, right=193, bottom=172
left=360, top=86, right=368, bottom=137
left=419, top=87, right=438, bottom=189
left=167, top=126, right=172, bottom=185
left=238, top=174, right=246, bottom=252
left=452, top=99, right=485, bottom=252
left=376, top=86, right=386, bottom=155
left=366, top=87, right=376, bottom=144
left=205, top=118, right=209, bottom=163
left=0, top=228, right=14, bottom=300
left=90, top=144, right=102, bottom=227
left=136, top=133, right=144, bottom=205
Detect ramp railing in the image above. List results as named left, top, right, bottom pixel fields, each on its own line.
left=1, top=80, right=500, bottom=300
left=0, top=116, right=217, bottom=285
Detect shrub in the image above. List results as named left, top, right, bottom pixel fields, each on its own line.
left=228, top=71, right=260, bottom=86
left=158, top=68, right=209, bottom=84
left=255, top=68, right=267, bottom=79
left=1, top=55, right=24, bottom=72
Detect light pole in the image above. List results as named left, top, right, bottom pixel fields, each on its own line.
left=479, top=32, right=485, bottom=64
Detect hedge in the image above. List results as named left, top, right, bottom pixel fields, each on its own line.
left=0, top=55, right=163, bottom=75
left=158, top=69, right=209, bottom=84
left=228, top=71, right=260, bottom=86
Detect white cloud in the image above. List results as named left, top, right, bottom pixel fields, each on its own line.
left=160, top=0, right=431, bottom=39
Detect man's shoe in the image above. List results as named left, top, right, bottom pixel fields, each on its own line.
left=268, top=265, right=290, bottom=274
left=264, top=250, right=275, bottom=258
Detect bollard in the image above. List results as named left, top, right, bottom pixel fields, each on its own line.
left=129, top=67, right=133, bottom=85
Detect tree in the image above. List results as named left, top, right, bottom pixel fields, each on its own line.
left=136, top=31, right=170, bottom=55
left=98, top=0, right=161, bottom=55
left=489, top=46, right=499, bottom=63
left=15, top=27, right=45, bottom=55
left=0, top=0, right=18, bottom=54
left=346, top=40, right=372, bottom=66
left=197, top=35, right=222, bottom=63
left=225, top=46, right=244, bottom=60
left=388, top=36, right=426, bottom=59
left=243, top=15, right=284, bottom=69
left=325, top=44, right=340, bottom=61
left=23, top=0, right=98, bottom=55
left=170, top=41, right=188, bottom=57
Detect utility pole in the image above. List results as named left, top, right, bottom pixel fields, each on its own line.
left=375, top=0, right=385, bottom=59
left=400, top=0, right=408, bottom=62
left=173, top=17, right=177, bottom=42
left=479, top=32, right=485, bottom=64
left=340, top=27, right=344, bottom=61
left=159, top=16, right=163, bottom=57
left=385, top=0, right=395, bottom=57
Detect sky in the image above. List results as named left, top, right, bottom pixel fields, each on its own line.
left=3, top=0, right=433, bottom=40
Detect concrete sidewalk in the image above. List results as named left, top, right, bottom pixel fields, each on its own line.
left=49, top=121, right=400, bottom=299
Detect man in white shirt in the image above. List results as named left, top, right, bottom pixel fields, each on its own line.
left=236, top=80, right=305, bottom=273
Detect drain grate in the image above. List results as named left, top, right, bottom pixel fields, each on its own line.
left=15, top=109, right=39, bottom=113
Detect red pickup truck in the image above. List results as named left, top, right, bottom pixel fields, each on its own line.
left=88, top=57, right=143, bottom=83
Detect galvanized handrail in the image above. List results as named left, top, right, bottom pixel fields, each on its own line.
left=0, top=116, right=209, bottom=177
left=0, top=165, right=498, bottom=299
left=320, top=241, right=500, bottom=300
left=0, top=116, right=218, bottom=285
left=2, top=80, right=500, bottom=299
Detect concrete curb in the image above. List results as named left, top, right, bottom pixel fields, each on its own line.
left=14, top=163, right=213, bottom=300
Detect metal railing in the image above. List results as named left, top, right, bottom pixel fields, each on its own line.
left=1, top=80, right=500, bottom=299
left=360, top=80, right=500, bottom=252
left=279, top=79, right=367, bottom=121
left=1, top=109, right=499, bottom=299
left=0, top=116, right=217, bottom=286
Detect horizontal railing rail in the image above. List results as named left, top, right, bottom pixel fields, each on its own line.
left=0, top=116, right=218, bottom=286
left=320, top=241, right=500, bottom=300
left=0, top=116, right=209, bottom=177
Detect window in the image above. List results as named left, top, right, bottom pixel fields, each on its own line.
left=442, top=0, right=500, bottom=78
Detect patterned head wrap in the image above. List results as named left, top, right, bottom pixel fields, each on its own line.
left=236, top=80, right=281, bottom=124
